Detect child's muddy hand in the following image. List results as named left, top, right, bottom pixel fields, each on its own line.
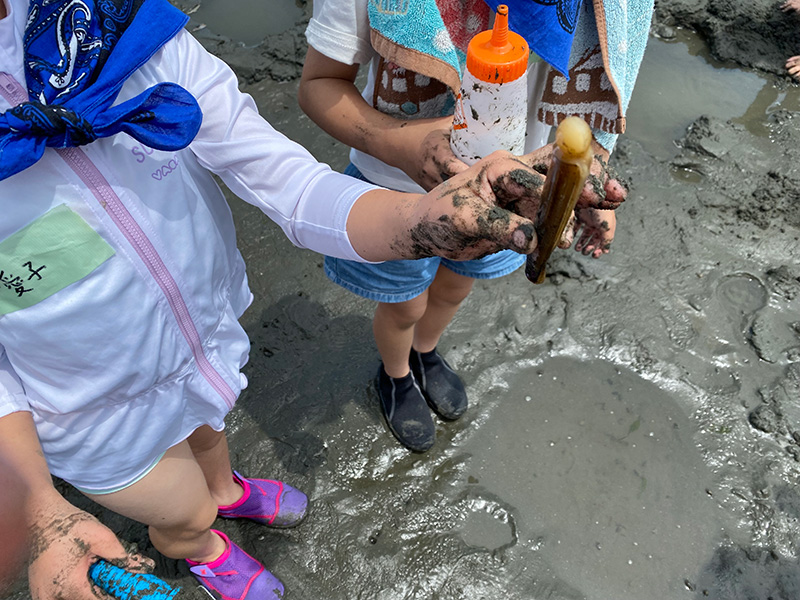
left=577, top=153, right=628, bottom=210
left=396, top=117, right=469, bottom=191
left=413, top=128, right=470, bottom=191
left=28, top=497, right=154, bottom=600
left=407, top=150, right=543, bottom=259
left=787, top=55, right=800, bottom=80
left=782, top=0, right=800, bottom=13
left=573, top=208, right=616, bottom=258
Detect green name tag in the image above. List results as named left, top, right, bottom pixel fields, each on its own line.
left=0, top=205, right=115, bottom=316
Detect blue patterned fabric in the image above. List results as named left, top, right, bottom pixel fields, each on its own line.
left=484, top=0, right=583, bottom=77
left=0, top=0, right=202, bottom=180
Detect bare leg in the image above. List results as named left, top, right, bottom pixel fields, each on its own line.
left=84, top=441, right=225, bottom=563
left=413, top=266, right=474, bottom=353
left=373, top=291, right=429, bottom=378
left=186, top=425, right=242, bottom=507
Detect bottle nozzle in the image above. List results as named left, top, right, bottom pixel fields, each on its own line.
left=491, top=5, right=510, bottom=50
left=465, top=4, right=528, bottom=83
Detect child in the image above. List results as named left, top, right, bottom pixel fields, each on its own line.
left=298, top=0, right=644, bottom=452
left=0, top=0, right=620, bottom=598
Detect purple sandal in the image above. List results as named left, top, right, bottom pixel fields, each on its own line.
left=187, top=529, right=284, bottom=600
left=218, top=471, right=308, bottom=527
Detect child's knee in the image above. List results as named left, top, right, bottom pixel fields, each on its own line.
left=377, top=296, right=428, bottom=327
left=149, top=497, right=218, bottom=538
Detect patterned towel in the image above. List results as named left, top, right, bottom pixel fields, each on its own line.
left=0, top=0, right=202, bottom=180
left=537, top=0, right=654, bottom=149
left=367, top=0, right=491, bottom=96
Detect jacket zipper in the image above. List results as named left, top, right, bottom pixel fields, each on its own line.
left=0, top=73, right=236, bottom=408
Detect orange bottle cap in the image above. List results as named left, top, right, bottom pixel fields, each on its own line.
left=465, top=5, right=529, bottom=84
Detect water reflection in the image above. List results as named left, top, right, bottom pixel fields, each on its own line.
left=627, top=28, right=800, bottom=161
left=189, top=0, right=304, bottom=46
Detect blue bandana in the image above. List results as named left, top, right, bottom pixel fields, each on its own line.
left=0, top=0, right=202, bottom=180
left=484, top=0, right=583, bottom=77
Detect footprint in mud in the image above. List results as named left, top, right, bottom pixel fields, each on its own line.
left=715, top=272, right=800, bottom=363
left=716, top=272, right=768, bottom=321
left=456, top=495, right=517, bottom=552
left=715, top=273, right=778, bottom=360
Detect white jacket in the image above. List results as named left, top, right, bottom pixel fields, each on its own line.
left=0, top=0, right=377, bottom=491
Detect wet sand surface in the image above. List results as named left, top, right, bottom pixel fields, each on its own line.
left=5, top=0, right=800, bottom=599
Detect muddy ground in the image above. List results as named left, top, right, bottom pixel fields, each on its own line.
left=6, top=0, right=800, bottom=599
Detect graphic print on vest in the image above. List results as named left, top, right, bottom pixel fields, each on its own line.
left=0, top=205, right=115, bottom=315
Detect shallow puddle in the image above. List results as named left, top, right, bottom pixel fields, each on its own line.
left=626, top=29, right=800, bottom=158
left=462, top=356, right=728, bottom=600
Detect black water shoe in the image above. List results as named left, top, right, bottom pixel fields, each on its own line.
left=376, top=364, right=436, bottom=452
left=409, top=348, right=468, bottom=420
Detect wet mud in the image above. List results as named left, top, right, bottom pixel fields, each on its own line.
left=6, top=0, right=800, bottom=599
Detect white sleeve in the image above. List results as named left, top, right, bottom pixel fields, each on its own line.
left=305, top=0, right=374, bottom=65
left=0, top=346, right=30, bottom=419
left=166, top=29, right=380, bottom=263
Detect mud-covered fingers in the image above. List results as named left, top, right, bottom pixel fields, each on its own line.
left=457, top=198, right=539, bottom=255
left=28, top=508, right=145, bottom=600
left=782, top=0, right=800, bottom=12
left=584, top=233, right=606, bottom=257
left=420, top=129, right=471, bottom=189
left=435, top=124, right=470, bottom=181
left=118, top=550, right=156, bottom=574
left=479, top=151, right=547, bottom=221
left=592, top=230, right=614, bottom=257
left=576, top=148, right=628, bottom=210
left=595, top=241, right=612, bottom=257
left=576, top=175, right=620, bottom=210
left=573, top=226, right=593, bottom=254
left=787, top=56, right=800, bottom=79
left=602, top=177, right=627, bottom=207
left=408, top=188, right=537, bottom=259
left=419, top=151, right=548, bottom=255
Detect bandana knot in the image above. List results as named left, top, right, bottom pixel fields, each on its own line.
left=7, top=102, right=97, bottom=146
left=0, top=0, right=202, bottom=181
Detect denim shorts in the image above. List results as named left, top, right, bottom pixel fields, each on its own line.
left=324, top=164, right=525, bottom=303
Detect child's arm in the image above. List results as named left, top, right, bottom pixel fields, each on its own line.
left=0, top=351, right=153, bottom=600
left=298, top=46, right=468, bottom=191
left=164, top=30, right=624, bottom=263
left=0, top=412, right=153, bottom=599
left=342, top=148, right=619, bottom=262
left=0, top=453, right=28, bottom=593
